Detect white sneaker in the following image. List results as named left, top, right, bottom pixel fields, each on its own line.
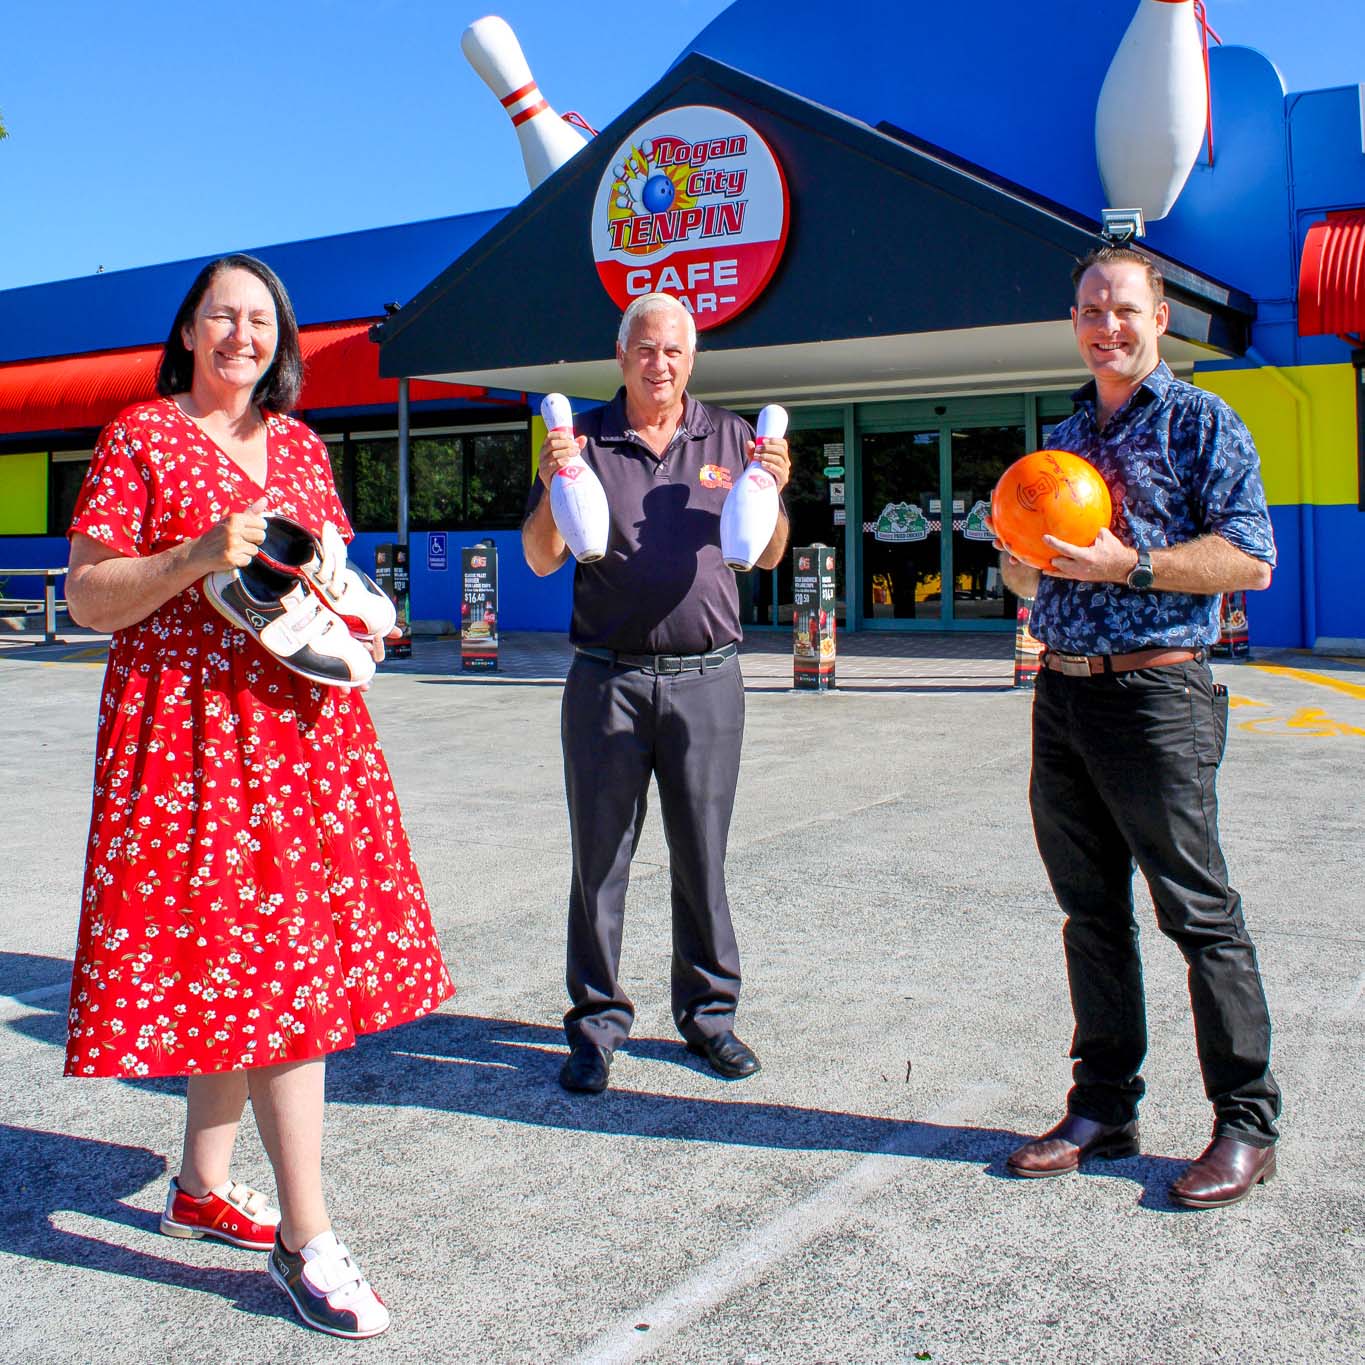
left=268, top=1229, right=391, bottom=1339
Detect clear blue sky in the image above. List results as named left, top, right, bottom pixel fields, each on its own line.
left=1, top=0, right=1361, bottom=292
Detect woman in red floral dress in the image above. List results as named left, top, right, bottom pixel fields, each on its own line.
left=64, top=254, right=453, bottom=1339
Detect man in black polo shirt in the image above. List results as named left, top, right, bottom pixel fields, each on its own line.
left=523, top=291, right=790, bottom=1094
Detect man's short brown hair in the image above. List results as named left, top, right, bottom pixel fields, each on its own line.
left=1071, top=246, right=1165, bottom=308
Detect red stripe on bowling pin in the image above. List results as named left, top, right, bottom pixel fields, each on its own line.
left=461, top=15, right=587, bottom=191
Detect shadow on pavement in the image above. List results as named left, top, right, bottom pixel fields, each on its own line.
left=1, top=1123, right=286, bottom=1319
left=4, top=953, right=1191, bottom=1213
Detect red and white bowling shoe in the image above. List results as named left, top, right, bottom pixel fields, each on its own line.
left=302, top=522, right=396, bottom=641
left=160, top=1177, right=281, bottom=1252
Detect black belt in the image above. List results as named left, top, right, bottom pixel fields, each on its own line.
left=575, top=642, right=737, bottom=675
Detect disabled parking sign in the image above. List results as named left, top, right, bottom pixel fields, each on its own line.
left=428, top=532, right=448, bottom=572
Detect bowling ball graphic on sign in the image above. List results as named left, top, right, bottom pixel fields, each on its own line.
left=990, top=450, right=1113, bottom=571
left=593, top=105, right=790, bottom=332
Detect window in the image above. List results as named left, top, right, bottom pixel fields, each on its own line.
left=50, top=452, right=94, bottom=536
left=344, top=426, right=529, bottom=532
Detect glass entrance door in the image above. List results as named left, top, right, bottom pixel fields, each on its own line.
left=950, top=425, right=1025, bottom=622
left=738, top=416, right=848, bottom=630
left=859, top=421, right=1025, bottom=627
left=860, top=429, right=942, bottom=621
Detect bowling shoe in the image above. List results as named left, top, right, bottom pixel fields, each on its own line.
left=160, top=1177, right=280, bottom=1251
left=686, top=1031, right=761, bottom=1080
left=204, top=522, right=375, bottom=689
left=269, top=1229, right=390, bottom=1339
left=1169, top=1134, right=1276, bottom=1209
left=301, top=522, right=396, bottom=641
left=559, top=1040, right=612, bottom=1093
left=1006, top=1113, right=1140, bottom=1177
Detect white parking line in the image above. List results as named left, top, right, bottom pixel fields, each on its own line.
left=568, top=1082, right=1007, bottom=1365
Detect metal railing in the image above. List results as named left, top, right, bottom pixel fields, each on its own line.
left=0, top=568, right=68, bottom=644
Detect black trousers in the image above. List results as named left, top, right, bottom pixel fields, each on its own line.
left=1030, top=660, right=1281, bottom=1144
left=560, top=652, right=746, bottom=1051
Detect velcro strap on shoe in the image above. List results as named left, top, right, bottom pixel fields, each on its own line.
left=317, top=523, right=349, bottom=595
left=258, top=587, right=330, bottom=660
left=303, top=1244, right=363, bottom=1297
left=224, top=1182, right=269, bottom=1218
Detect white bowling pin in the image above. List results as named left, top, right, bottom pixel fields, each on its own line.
left=720, top=405, right=787, bottom=572
left=461, top=16, right=587, bottom=191
left=1095, top=0, right=1207, bottom=221
left=542, top=393, right=609, bottom=564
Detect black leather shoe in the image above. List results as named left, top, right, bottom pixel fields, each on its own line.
left=1006, top=1112, right=1140, bottom=1178
left=1170, top=1134, right=1276, bottom=1208
left=559, top=1041, right=611, bottom=1093
left=686, top=1031, right=761, bottom=1079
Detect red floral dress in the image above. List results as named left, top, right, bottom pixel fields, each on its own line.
left=65, top=399, right=454, bottom=1079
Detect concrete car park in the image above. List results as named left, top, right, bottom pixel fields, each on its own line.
left=2, top=632, right=1362, bottom=1364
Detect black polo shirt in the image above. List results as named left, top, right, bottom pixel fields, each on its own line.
left=526, top=388, right=764, bottom=653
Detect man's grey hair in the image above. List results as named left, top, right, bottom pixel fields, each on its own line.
left=617, top=292, right=697, bottom=356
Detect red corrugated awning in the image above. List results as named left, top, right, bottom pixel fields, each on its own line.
left=1298, top=210, right=1365, bottom=339
left=0, top=321, right=515, bottom=437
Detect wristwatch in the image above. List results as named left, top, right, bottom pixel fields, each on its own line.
left=1126, top=547, right=1155, bottom=590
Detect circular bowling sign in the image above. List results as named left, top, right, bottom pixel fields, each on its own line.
left=592, top=105, right=789, bottom=332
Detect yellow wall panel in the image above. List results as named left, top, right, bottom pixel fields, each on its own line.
left=530, top=414, right=548, bottom=478
left=0, top=451, right=48, bottom=534
left=1194, top=363, right=1357, bottom=506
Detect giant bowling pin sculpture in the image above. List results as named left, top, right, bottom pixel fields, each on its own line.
left=461, top=15, right=587, bottom=191
left=542, top=393, right=609, bottom=564
left=1095, top=0, right=1207, bottom=221
left=720, top=405, right=787, bottom=572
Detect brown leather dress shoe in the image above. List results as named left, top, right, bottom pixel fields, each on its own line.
left=1007, top=1113, right=1140, bottom=1178
left=1169, top=1135, right=1276, bottom=1209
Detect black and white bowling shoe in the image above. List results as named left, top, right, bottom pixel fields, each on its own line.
left=204, top=518, right=375, bottom=689
left=269, top=1229, right=390, bottom=1339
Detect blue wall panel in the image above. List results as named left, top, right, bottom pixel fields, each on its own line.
left=349, top=530, right=572, bottom=633
left=1313, top=503, right=1365, bottom=641
left=1253, top=505, right=1301, bottom=648
left=0, top=209, right=508, bottom=364
left=0, top=536, right=68, bottom=580
left=1155, top=46, right=1296, bottom=328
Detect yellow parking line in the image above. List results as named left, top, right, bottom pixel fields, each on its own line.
left=1248, top=663, right=1365, bottom=700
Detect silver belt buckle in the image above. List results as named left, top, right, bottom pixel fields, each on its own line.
left=1051, top=651, right=1093, bottom=678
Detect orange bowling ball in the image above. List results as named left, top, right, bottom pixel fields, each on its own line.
left=990, top=450, right=1113, bottom=571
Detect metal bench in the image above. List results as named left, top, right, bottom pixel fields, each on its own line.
left=0, top=568, right=69, bottom=645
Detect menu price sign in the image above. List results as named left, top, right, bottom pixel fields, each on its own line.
left=374, top=542, right=412, bottom=659
left=792, top=544, right=837, bottom=691
left=461, top=544, right=498, bottom=672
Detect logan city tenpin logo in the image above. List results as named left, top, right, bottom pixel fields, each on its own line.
left=593, top=105, right=790, bottom=331
left=247, top=608, right=269, bottom=630
left=699, top=464, right=733, bottom=490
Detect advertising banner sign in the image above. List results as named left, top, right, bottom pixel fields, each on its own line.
left=461, top=545, right=499, bottom=672
left=792, top=545, right=837, bottom=691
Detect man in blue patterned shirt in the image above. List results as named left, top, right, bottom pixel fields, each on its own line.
left=999, top=246, right=1281, bottom=1208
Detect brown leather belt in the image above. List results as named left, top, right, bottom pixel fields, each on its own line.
left=1041, top=647, right=1203, bottom=677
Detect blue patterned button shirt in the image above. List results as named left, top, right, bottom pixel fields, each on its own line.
left=1028, top=362, right=1276, bottom=653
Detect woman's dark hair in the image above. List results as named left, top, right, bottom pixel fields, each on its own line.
left=156, top=253, right=303, bottom=411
